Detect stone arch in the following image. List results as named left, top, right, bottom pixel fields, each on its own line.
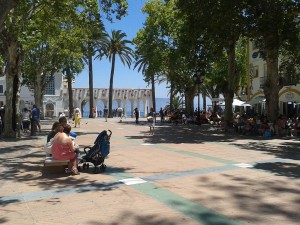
left=45, top=103, right=55, bottom=118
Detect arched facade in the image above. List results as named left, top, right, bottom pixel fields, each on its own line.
left=63, top=88, right=153, bottom=117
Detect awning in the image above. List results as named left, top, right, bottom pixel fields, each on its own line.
left=247, top=96, right=265, bottom=105
left=218, top=99, right=246, bottom=106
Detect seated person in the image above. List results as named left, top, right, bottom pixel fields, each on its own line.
left=275, top=115, right=285, bottom=135
left=59, top=116, right=68, bottom=128
left=259, top=118, right=270, bottom=136
left=51, top=125, right=80, bottom=175
left=47, top=122, right=63, bottom=143
left=45, top=122, right=64, bottom=156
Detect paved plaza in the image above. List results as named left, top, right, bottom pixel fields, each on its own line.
left=0, top=117, right=299, bottom=225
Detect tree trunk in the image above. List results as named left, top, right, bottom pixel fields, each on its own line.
left=185, top=89, right=194, bottom=116
left=34, top=70, right=43, bottom=118
left=169, top=81, right=174, bottom=112
left=88, top=46, right=94, bottom=118
left=202, top=93, right=207, bottom=111
left=151, top=74, right=156, bottom=112
left=108, top=54, right=116, bottom=118
left=264, top=48, right=280, bottom=123
left=66, top=67, right=74, bottom=118
left=224, top=42, right=236, bottom=125
left=3, top=39, right=20, bottom=138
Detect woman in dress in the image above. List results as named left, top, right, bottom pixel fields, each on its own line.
left=51, top=129, right=79, bottom=175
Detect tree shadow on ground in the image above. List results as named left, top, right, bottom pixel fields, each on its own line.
left=88, top=211, right=196, bottom=225
left=254, top=162, right=300, bottom=178
left=193, top=173, right=300, bottom=225
left=232, top=141, right=300, bottom=160
left=124, top=123, right=281, bottom=144
left=0, top=146, right=132, bottom=192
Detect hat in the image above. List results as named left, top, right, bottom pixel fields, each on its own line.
left=70, top=132, right=77, bottom=139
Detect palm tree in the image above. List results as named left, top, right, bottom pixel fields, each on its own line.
left=83, top=28, right=106, bottom=118
left=99, top=30, right=134, bottom=117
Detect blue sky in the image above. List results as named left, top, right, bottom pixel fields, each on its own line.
left=73, top=0, right=168, bottom=98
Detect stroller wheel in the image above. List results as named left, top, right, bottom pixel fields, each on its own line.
left=101, top=164, right=106, bottom=171
left=94, top=167, right=99, bottom=173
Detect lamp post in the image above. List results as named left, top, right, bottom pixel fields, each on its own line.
left=193, top=72, right=205, bottom=122
left=181, top=93, right=184, bottom=110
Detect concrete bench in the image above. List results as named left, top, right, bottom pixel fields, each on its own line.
left=44, top=157, right=69, bottom=167
left=43, top=156, right=69, bottom=173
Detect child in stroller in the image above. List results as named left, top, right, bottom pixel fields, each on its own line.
left=79, top=130, right=112, bottom=173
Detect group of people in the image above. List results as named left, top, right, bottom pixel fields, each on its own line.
left=46, top=116, right=80, bottom=175
left=232, top=113, right=300, bottom=137
left=20, top=104, right=41, bottom=134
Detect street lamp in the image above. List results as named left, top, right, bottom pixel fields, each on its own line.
left=193, top=72, right=205, bottom=122
left=181, top=93, right=184, bottom=110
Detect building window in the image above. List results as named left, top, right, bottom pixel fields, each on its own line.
left=260, top=77, right=266, bottom=89
left=0, top=85, right=3, bottom=94
left=254, top=66, right=259, bottom=78
left=45, top=76, right=55, bottom=95
left=263, top=64, right=267, bottom=77
left=252, top=41, right=258, bottom=50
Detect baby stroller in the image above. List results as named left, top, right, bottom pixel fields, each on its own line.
left=79, top=129, right=112, bottom=173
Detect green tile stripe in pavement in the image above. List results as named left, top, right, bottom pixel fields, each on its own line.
left=112, top=172, right=244, bottom=225
left=112, top=136, right=239, bottom=165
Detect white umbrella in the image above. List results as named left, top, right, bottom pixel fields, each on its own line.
left=232, top=99, right=246, bottom=106
left=218, top=99, right=246, bottom=106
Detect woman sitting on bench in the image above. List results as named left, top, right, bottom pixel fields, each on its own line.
left=51, top=125, right=79, bottom=175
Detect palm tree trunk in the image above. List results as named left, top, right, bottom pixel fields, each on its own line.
left=108, top=54, right=116, bottom=118
left=151, top=73, right=156, bottom=112
left=88, top=45, right=94, bottom=118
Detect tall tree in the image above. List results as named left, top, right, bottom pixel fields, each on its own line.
left=246, top=0, right=300, bottom=122
left=99, top=30, right=134, bottom=117
left=177, top=0, right=247, bottom=124
left=0, top=0, right=18, bottom=33
left=0, top=0, right=128, bottom=138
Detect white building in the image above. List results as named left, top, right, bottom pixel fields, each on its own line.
left=246, top=41, right=300, bottom=117
left=0, top=73, right=65, bottom=116
left=0, top=73, right=153, bottom=118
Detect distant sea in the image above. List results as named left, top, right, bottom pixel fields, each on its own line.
left=82, top=98, right=170, bottom=117
left=82, top=97, right=211, bottom=117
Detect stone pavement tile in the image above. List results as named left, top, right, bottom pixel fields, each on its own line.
left=57, top=186, right=202, bottom=225
left=109, top=145, right=224, bottom=177
left=1, top=202, right=33, bottom=225
left=155, top=168, right=300, bottom=225
left=0, top=181, right=20, bottom=196
left=180, top=143, right=277, bottom=164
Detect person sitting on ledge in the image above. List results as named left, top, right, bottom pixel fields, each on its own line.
left=51, top=124, right=80, bottom=175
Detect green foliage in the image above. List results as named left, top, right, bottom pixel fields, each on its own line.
left=101, top=30, right=134, bottom=67
left=97, top=29, right=134, bottom=116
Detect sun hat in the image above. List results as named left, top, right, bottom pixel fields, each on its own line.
left=70, top=132, right=77, bottom=139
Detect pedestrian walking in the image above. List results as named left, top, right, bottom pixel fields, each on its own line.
left=134, top=107, right=139, bottom=124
